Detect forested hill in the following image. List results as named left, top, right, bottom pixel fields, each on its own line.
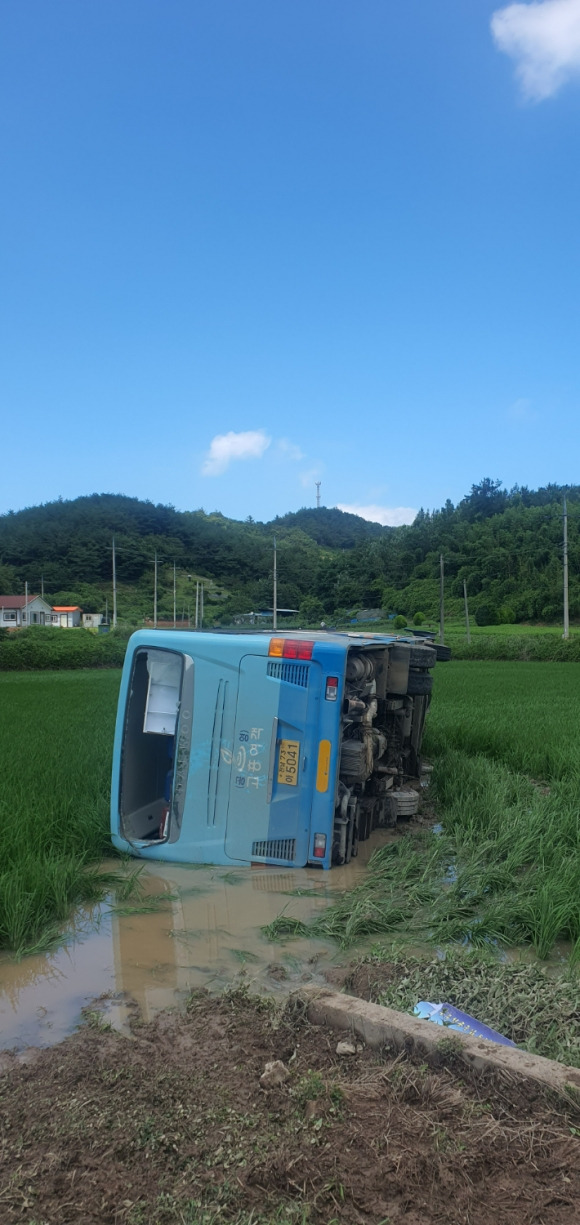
left=271, top=506, right=385, bottom=548
left=0, top=480, right=579, bottom=624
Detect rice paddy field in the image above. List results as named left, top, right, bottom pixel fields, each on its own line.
left=0, top=670, right=124, bottom=953
left=2, top=659, right=580, bottom=968
left=309, top=662, right=580, bottom=959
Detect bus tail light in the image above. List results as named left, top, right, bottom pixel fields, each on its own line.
left=313, top=833, right=327, bottom=858
left=325, top=676, right=339, bottom=700
left=268, top=638, right=314, bottom=660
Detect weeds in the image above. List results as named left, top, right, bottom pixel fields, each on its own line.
left=295, top=1070, right=326, bottom=1103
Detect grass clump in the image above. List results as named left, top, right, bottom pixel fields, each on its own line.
left=311, top=750, right=580, bottom=959
left=0, top=669, right=128, bottom=953
left=261, top=915, right=309, bottom=941
left=310, top=836, right=442, bottom=947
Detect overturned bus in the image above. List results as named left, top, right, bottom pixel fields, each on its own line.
left=111, top=629, right=442, bottom=870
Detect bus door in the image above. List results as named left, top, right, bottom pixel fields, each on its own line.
left=225, top=653, right=321, bottom=866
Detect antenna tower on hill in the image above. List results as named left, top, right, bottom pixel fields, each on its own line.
left=315, top=481, right=321, bottom=509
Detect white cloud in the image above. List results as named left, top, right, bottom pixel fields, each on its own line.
left=491, top=0, right=580, bottom=100
left=337, top=503, right=417, bottom=527
left=202, top=430, right=271, bottom=476
left=277, top=438, right=304, bottom=461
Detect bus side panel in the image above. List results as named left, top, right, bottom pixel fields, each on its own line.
left=110, top=641, right=138, bottom=853
left=306, top=642, right=347, bottom=867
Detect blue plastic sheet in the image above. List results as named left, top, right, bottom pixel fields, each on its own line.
left=414, top=1001, right=515, bottom=1047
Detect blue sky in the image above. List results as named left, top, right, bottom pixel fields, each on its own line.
left=2, top=0, right=580, bottom=525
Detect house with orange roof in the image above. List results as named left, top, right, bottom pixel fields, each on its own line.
left=51, top=605, right=82, bottom=628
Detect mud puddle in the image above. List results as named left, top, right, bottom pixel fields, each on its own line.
left=0, top=830, right=394, bottom=1051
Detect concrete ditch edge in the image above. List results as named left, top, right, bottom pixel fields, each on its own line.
left=296, top=985, right=580, bottom=1096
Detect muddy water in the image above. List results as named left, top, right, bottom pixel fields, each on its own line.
left=0, top=831, right=395, bottom=1051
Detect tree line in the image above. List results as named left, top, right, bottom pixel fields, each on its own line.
left=0, top=479, right=577, bottom=624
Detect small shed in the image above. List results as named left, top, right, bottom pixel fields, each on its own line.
left=52, top=605, right=82, bottom=628
left=82, top=612, right=105, bottom=629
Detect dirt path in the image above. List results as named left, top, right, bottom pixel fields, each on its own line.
left=0, top=991, right=579, bottom=1224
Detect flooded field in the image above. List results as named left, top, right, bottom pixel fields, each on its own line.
left=0, top=831, right=393, bottom=1050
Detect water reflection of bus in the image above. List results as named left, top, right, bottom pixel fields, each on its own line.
left=109, top=863, right=333, bottom=1020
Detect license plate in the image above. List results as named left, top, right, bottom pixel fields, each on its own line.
left=277, top=739, right=300, bottom=786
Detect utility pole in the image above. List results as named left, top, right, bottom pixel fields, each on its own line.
left=24, top=580, right=28, bottom=627
left=273, top=537, right=278, bottom=630
left=200, top=583, right=204, bottom=630
left=563, top=497, right=570, bottom=640
left=105, top=596, right=108, bottom=626
left=315, top=481, right=321, bottom=509
left=173, top=562, right=177, bottom=629
left=195, top=581, right=199, bottom=630
left=439, top=554, right=445, bottom=645
left=41, top=574, right=44, bottom=600
left=112, top=536, right=117, bottom=628
left=153, top=552, right=158, bottom=628
left=463, top=578, right=471, bottom=644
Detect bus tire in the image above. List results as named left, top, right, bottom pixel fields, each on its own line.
left=407, top=670, right=434, bottom=696
left=408, top=644, right=437, bottom=669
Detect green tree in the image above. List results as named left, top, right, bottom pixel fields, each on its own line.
left=299, top=596, right=325, bottom=623
left=475, top=604, right=499, bottom=627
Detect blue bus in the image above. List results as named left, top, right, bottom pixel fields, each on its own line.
left=111, top=629, right=439, bottom=869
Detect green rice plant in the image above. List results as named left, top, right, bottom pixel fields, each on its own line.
left=110, top=893, right=179, bottom=917
left=0, top=670, right=132, bottom=953
left=300, top=663, right=580, bottom=960
left=261, top=915, right=309, bottom=941
left=425, top=661, right=580, bottom=780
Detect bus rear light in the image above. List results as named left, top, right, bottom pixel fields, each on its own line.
left=325, top=676, right=339, bottom=700
left=313, top=833, right=327, bottom=858
left=268, top=638, right=314, bottom=660
left=283, top=639, right=314, bottom=660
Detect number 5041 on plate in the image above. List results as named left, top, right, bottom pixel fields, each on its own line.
left=277, top=739, right=300, bottom=786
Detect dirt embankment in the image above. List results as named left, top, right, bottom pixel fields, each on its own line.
left=0, top=991, right=579, bottom=1224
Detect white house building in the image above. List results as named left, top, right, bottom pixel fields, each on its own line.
left=0, top=594, right=53, bottom=629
